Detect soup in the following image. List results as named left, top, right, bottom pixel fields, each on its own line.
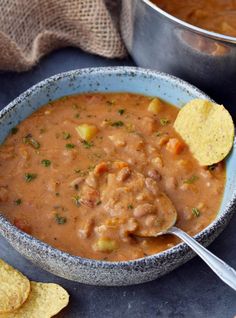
left=152, top=0, right=236, bottom=37
left=0, top=93, right=225, bottom=261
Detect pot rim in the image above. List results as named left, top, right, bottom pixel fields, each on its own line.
left=0, top=66, right=235, bottom=271
left=141, top=0, right=236, bottom=44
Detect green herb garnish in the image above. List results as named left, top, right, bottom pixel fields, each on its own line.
left=128, top=204, right=133, bottom=209
left=23, top=134, right=40, bottom=149
left=24, top=173, right=37, bottom=182
left=62, top=132, right=71, bottom=140
left=96, top=200, right=102, bottom=206
left=81, top=140, right=93, bottom=149
left=11, top=127, right=18, bottom=135
left=111, top=121, right=124, bottom=127
left=72, top=195, right=81, bottom=206
left=192, top=208, right=201, bottom=217
left=41, top=159, right=51, bottom=167
left=66, top=143, right=75, bottom=149
left=118, top=109, right=125, bottom=115
left=14, top=198, right=22, bottom=205
left=183, top=175, right=198, bottom=184
left=55, top=213, right=67, bottom=224
left=75, top=113, right=80, bottom=118
left=160, top=118, right=170, bottom=126
left=55, top=192, right=60, bottom=196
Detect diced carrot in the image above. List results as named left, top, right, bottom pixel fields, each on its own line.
left=166, top=138, right=184, bottom=154
left=94, top=162, right=109, bottom=176
left=113, top=161, right=129, bottom=170
left=13, top=218, right=32, bottom=234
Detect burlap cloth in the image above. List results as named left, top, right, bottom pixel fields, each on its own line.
left=0, top=0, right=126, bottom=71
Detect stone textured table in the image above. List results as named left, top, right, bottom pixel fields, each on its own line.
left=0, top=48, right=235, bottom=318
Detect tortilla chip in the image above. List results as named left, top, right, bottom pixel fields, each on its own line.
left=0, top=282, right=69, bottom=318
left=174, top=99, right=234, bottom=165
left=0, top=259, right=30, bottom=313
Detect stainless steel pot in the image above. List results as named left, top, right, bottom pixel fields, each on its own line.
left=120, top=0, right=236, bottom=113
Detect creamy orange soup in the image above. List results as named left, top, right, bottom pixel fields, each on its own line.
left=0, top=93, right=225, bottom=261
left=152, top=0, right=236, bottom=37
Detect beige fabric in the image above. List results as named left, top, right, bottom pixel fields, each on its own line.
left=0, top=0, right=126, bottom=71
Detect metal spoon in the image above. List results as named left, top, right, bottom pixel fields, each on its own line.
left=135, top=198, right=236, bottom=291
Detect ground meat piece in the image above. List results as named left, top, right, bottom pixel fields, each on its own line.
left=80, top=187, right=100, bottom=208
left=77, top=218, right=94, bottom=239
left=140, top=116, right=158, bottom=135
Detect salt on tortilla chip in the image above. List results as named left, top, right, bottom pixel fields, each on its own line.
left=0, top=282, right=69, bottom=318
left=174, top=99, right=234, bottom=165
left=0, top=259, right=30, bottom=313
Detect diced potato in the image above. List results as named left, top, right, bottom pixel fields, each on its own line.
left=147, top=98, right=162, bottom=114
left=94, top=238, right=118, bottom=252
left=75, top=124, right=98, bottom=141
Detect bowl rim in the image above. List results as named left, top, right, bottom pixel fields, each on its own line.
left=0, top=66, right=236, bottom=270
left=141, top=0, right=236, bottom=43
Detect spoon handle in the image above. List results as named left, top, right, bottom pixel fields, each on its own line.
left=168, top=226, right=236, bottom=291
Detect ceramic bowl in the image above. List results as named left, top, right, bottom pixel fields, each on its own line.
left=0, top=67, right=235, bottom=286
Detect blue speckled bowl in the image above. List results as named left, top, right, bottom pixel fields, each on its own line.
left=0, top=67, right=235, bottom=286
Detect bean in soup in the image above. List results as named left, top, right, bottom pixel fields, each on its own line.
left=0, top=93, right=225, bottom=261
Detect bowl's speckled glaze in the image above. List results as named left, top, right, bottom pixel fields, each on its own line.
left=0, top=67, right=235, bottom=286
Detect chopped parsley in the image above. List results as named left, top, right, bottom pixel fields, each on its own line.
left=75, top=113, right=80, bottom=118
left=14, top=198, right=22, bottom=205
left=96, top=200, right=102, bottom=206
left=11, top=127, right=18, bottom=135
left=160, top=118, right=170, bottom=126
left=66, top=143, right=75, bottom=149
left=118, top=109, right=125, bottom=115
left=183, top=175, right=198, bottom=184
left=81, top=140, right=93, bottom=149
left=111, top=121, right=124, bottom=127
left=192, top=207, right=201, bottom=217
left=72, top=195, right=81, bottom=206
left=23, top=134, right=40, bottom=149
left=128, top=204, right=134, bottom=209
left=55, top=213, right=67, bottom=224
left=207, top=164, right=217, bottom=172
left=55, top=192, right=60, bottom=196
left=41, top=159, right=51, bottom=167
left=24, top=173, right=37, bottom=182
left=62, top=132, right=71, bottom=140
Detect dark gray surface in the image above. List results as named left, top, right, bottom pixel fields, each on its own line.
left=0, top=47, right=235, bottom=318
